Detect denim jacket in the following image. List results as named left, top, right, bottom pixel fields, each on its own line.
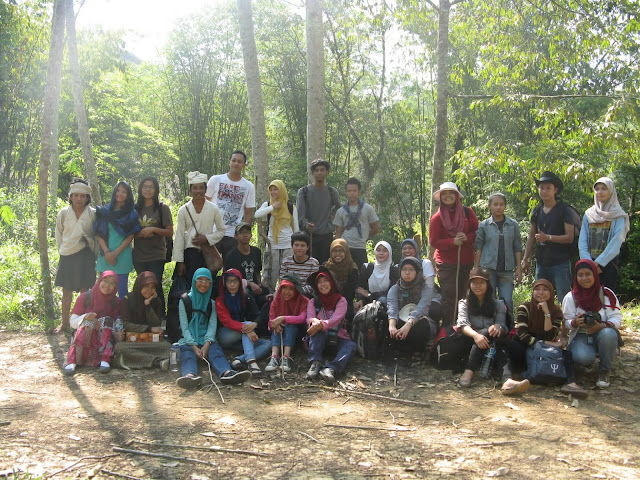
left=474, top=216, right=522, bottom=271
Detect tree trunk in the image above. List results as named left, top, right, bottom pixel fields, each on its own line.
left=237, top=0, right=269, bottom=209
left=49, top=110, right=60, bottom=207
left=306, top=0, right=325, bottom=181
left=65, top=0, right=101, bottom=205
left=37, top=0, right=66, bottom=320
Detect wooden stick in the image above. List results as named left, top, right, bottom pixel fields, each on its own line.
left=112, top=447, right=217, bottom=467
left=297, top=431, right=322, bottom=444
left=46, top=454, right=118, bottom=478
left=203, top=358, right=225, bottom=404
left=100, top=469, right=144, bottom=480
left=0, top=421, right=11, bottom=426
left=393, top=364, right=398, bottom=387
left=324, top=423, right=414, bottom=432
left=130, top=440, right=270, bottom=457
left=10, top=388, right=52, bottom=395
left=321, top=386, right=431, bottom=407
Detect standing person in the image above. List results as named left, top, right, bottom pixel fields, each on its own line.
left=224, top=222, right=268, bottom=306
left=522, top=171, right=577, bottom=303
left=133, top=176, right=173, bottom=311
left=563, top=259, right=622, bottom=389
left=279, top=232, right=320, bottom=297
left=429, top=182, right=479, bottom=326
left=255, top=180, right=299, bottom=292
left=333, top=177, right=379, bottom=268
left=206, top=150, right=256, bottom=257
left=54, top=179, right=97, bottom=333
left=94, top=181, right=141, bottom=299
left=296, top=158, right=342, bottom=265
left=173, top=172, right=226, bottom=285
left=474, top=192, right=522, bottom=315
left=578, top=177, right=630, bottom=290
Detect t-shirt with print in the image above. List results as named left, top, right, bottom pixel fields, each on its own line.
left=224, top=246, right=262, bottom=284
left=206, top=174, right=256, bottom=237
left=132, top=203, right=173, bottom=263
left=333, top=202, right=379, bottom=250
left=588, top=221, right=612, bottom=259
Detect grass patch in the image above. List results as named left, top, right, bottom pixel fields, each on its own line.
left=622, top=302, right=640, bottom=331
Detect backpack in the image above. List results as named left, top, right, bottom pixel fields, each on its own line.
left=166, top=274, right=190, bottom=343
left=351, top=300, right=388, bottom=360
left=266, top=201, right=294, bottom=237
left=159, top=202, right=174, bottom=263
left=429, top=325, right=470, bottom=372
left=523, top=340, right=567, bottom=385
left=531, top=201, right=581, bottom=259
left=302, top=184, right=342, bottom=226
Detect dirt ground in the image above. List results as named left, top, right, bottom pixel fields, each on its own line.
left=1, top=330, right=639, bottom=480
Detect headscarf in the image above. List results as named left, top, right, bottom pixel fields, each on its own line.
left=94, top=181, right=141, bottom=239
left=585, top=177, right=630, bottom=236
left=313, top=270, right=343, bottom=312
left=220, top=268, right=245, bottom=321
left=571, top=259, right=618, bottom=313
left=188, top=171, right=208, bottom=185
left=130, top=271, right=161, bottom=322
left=401, top=239, right=419, bottom=258
left=187, top=268, right=213, bottom=345
left=368, top=241, right=392, bottom=293
left=69, top=181, right=92, bottom=196
left=325, top=238, right=357, bottom=289
left=268, top=180, right=294, bottom=243
left=396, top=257, right=426, bottom=309
left=72, top=270, right=120, bottom=318
left=522, top=279, right=563, bottom=338
left=271, top=278, right=309, bottom=317
left=439, top=191, right=466, bottom=237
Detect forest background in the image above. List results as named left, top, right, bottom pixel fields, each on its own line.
left=1, top=0, right=640, bottom=329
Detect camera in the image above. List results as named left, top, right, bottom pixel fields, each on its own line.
left=583, top=311, right=601, bottom=327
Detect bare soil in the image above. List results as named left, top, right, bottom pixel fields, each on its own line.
left=1, top=330, right=639, bottom=480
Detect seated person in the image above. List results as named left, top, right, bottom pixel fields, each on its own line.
left=457, top=268, right=529, bottom=394
left=306, top=267, right=357, bottom=386
left=279, top=231, right=320, bottom=298
left=224, top=222, right=269, bottom=307
left=563, top=259, right=622, bottom=389
left=113, top=271, right=171, bottom=369
left=176, top=268, right=251, bottom=389
left=265, top=273, right=309, bottom=373
left=355, top=241, right=399, bottom=311
left=386, top=257, right=434, bottom=356
left=216, top=269, right=271, bottom=377
left=324, top=239, right=359, bottom=324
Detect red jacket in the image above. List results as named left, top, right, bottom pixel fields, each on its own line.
left=429, top=207, right=478, bottom=265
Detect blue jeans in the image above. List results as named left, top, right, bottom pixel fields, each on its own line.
left=217, top=324, right=272, bottom=363
left=568, top=329, right=618, bottom=373
left=179, top=343, right=231, bottom=378
left=117, top=273, right=130, bottom=299
left=536, top=260, right=572, bottom=303
left=488, top=269, right=514, bottom=316
left=307, top=331, right=357, bottom=374
left=271, top=324, right=299, bottom=349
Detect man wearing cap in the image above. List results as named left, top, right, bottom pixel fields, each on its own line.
left=296, top=159, right=342, bottom=264
left=205, top=150, right=256, bottom=258
left=173, top=171, right=226, bottom=284
left=224, top=221, right=268, bottom=306
left=522, top=171, right=576, bottom=302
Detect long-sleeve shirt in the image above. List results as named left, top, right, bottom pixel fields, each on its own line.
left=55, top=205, right=97, bottom=256
left=578, top=214, right=627, bottom=267
left=268, top=301, right=309, bottom=329
left=562, top=288, right=622, bottom=344
left=255, top=202, right=300, bottom=250
left=120, top=296, right=163, bottom=332
left=429, top=208, right=479, bottom=265
left=514, top=305, right=562, bottom=347
left=178, top=299, right=217, bottom=346
left=215, top=294, right=261, bottom=332
left=386, top=281, right=434, bottom=322
left=306, top=296, right=349, bottom=339
left=456, top=298, right=506, bottom=331
left=172, top=200, right=225, bottom=263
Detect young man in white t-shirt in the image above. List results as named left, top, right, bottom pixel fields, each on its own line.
left=206, top=150, right=256, bottom=257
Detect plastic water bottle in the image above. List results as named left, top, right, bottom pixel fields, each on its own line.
left=114, top=317, right=124, bottom=333
left=170, top=343, right=180, bottom=372
left=479, top=341, right=496, bottom=379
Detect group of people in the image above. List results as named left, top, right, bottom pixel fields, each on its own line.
left=55, top=152, right=629, bottom=395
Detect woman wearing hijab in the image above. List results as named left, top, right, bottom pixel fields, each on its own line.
left=216, top=269, right=271, bottom=377
left=306, top=267, right=357, bottom=386
left=264, top=273, right=309, bottom=372
left=94, top=181, right=141, bottom=298
left=578, top=177, right=630, bottom=290
left=325, top=238, right=359, bottom=321
left=563, top=259, right=622, bottom=389
left=354, top=241, right=399, bottom=311
left=255, top=180, right=300, bottom=292
left=63, top=271, right=120, bottom=375
left=399, top=238, right=442, bottom=325
left=176, top=268, right=251, bottom=389
left=112, top=271, right=171, bottom=369
left=386, top=257, right=434, bottom=355
left=429, top=182, right=479, bottom=327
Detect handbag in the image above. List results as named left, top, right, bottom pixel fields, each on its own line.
left=524, top=340, right=567, bottom=385
left=185, top=206, right=223, bottom=274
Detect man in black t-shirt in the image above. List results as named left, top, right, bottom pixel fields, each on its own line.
left=224, top=222, right=268, bottom=306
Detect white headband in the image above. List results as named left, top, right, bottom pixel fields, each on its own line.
left=187, top=171, right=208, bottom=185
left=69, top=182, right=91, bottom=196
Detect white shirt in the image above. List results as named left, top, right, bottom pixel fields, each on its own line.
left=206, top=173, right=256, bottom=237
left=255, top=202, right=299, bottom=249
left=55, top=205, right=97, bottom=256
left=172, top=200, right=225, bottom=263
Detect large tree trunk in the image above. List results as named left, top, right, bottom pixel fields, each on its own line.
left=237, top=0, right=268, bottom=208
left=306, top=0, right=325, bottom=181
left=65, top=0, right=101, bottom=205
left=37, top=0, right=66, bottom=320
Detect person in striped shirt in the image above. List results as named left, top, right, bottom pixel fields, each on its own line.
left=279, top=231, right=319, bottom=298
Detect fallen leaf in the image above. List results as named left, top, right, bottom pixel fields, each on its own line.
left=249, top=384, right=262, bottom=390
left=214, top=416, right=236, bottom=425
left=161, top=462, right=179, bottom=467
left=201, top=432, right=217, bottom=437
left=528, top=455, right=540, bottom=461
left=591, top=475, right=606, bottom=479
left=571, top=399, right=580, bottom=408
left=503, top=402, right=520, bottom=410
left=72, top=413, right=88, bottom=418
left=358, top=462, right=372, bottom=468
left=487, top=466, right=509, bottom=477
left=69, top=434, right=81, bottom=441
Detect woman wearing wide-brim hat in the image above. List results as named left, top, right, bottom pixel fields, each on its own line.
left=428, top=182, right=479, bottom=327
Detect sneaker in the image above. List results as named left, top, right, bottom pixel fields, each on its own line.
left=177, top=373, right=202, bottom=390
left=282, top=356, right=293, bottom=373
left=265, top=355, right=280, bottom=372
left=306, top=361, right=322, bottom=380
left=596, top=372, right=610, bottom=388
left=247, top=361, right=262, bottom=377
left=220, top=370, right=252, bottom=385
left=63, top=364, right=76, bottom=376
left=98, top=361, right=111, bottom=374
left=319, top=367, right=336, bottom=386
left=231, top=358, right=246, bottom=371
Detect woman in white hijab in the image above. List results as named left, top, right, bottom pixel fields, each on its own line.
left=578, top=177, right=630, bottom=290
left=354, top=241, right=399, bottom=311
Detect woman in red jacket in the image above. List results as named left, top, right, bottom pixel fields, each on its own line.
left=429, top=182, right=479, bottom=327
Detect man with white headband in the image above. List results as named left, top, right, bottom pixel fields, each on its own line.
left=54, top=178, right=98, bottom=333
left=173, top=171, right=225, bottom=284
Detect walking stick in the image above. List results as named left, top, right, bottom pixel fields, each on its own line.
left=453, top=244, right=462, bottom=325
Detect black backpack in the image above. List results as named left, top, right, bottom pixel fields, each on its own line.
left=531, top=201, right=581, bottom=259
left=166, top=274, right=190, bottom=343
left=429, top=326, right=471, bottom=372
left=351, top=300, right=388, bottom=360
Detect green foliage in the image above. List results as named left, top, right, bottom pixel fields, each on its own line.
left=617, top=213, right=640, bottom=302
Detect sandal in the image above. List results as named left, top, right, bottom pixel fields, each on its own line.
left=560, top=383, right=589, bottom=399
left=501, top=379, right=530, bottom=395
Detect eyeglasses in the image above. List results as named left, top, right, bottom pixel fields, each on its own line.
left=102, top=280, right=117, bottom=287
left=195, top=278, right=211, bottom=284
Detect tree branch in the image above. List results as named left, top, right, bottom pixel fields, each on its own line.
left=451, top=93, right=639, bottom=100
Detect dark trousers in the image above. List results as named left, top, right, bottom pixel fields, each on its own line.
left=436, top=262, right=473, bottom=327
left=461, top=328, right=512, bottom=381
left=184, top=248, right=207, bottom=286
left=599, top=256, right=619, bottom=291
left=310, top=233, right=333, bottom=265
left=389, top=317, right=432, bottom=355
left=216, top=236, right=238, bottom=260
left=134, top=259, right=166, bottom=314
left=350, top=248, right=368, bottom=269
